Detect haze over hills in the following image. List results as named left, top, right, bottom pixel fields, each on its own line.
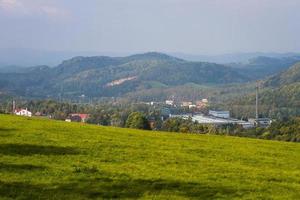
left=0, top=52, right=248, bottom=98
left=171, top=52, right=300, bottom=64
left=229, top=56, right=300, bottom=80
left=1, top=52, right=300, bottom=101
left=0, top=48, right=128, bottom=67
left=1, top=48, right=300, bottom=67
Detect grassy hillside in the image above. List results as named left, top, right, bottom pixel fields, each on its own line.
left=1, top=115, right=300, bottom=199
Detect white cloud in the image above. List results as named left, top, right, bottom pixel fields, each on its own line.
left=0, top=0, right=70, bottom=19
left=0, top=0, right=25, bottom=12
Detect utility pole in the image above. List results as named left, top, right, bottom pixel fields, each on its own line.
left=12, top=99, right=16, bottom=114
left=255, top=81, right=260, bottom=120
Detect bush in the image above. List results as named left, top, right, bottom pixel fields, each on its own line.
left=125, top=112, right=150, bottom=130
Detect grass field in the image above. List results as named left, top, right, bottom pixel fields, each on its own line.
left=0, top=114, right=300, bottom=199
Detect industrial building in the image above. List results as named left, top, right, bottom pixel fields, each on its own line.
left=169, top=113, right=255, bottom=129
left=209, top=110, right=230, bottom=119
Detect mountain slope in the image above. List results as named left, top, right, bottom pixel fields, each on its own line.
left=265, top=62, right=300, bottom=87
left=229, top=56, right=300, bottom=80
left=0, top=52, right=249, bottom=98
left=224, top=62, right=300, bottom=119
left=1, top=114, right=300, bottom=199
left=171, top=52, right=300, bottom=63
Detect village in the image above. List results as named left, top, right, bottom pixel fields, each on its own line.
left=146, top=98, right=271, bottom=129
left=13, top=95, right=272, bottom=130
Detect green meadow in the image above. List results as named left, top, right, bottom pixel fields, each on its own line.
left=0, top=114, right=300, bottom=199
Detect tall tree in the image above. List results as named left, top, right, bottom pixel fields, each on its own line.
left=125, top=112, right=150, bottom=130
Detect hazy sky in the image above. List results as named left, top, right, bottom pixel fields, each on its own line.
left=0, top=0, right=300, bottom=55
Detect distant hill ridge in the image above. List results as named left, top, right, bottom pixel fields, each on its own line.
left=1, top=52, right=300, bottom=99
left=0, top=52, right=249, bottom=98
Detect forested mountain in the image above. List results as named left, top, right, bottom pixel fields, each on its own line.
left=122, top=55, right=300, bottom=102
left=264, top=62, right=300, bottom=87
left=1, top=52, right=300, bottom=103
left=229, top=56, right=300, bottom=80
left=171, top=52, right=300, bottom=63
left=0, top=52, right=248, bottom=98
left=225, top=62, right=300, bottom=119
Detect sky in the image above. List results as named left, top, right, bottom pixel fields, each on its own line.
left=0, top=0, right=300, bottom=55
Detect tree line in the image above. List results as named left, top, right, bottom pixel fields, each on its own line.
left=1, top=99, right=300, bottom=143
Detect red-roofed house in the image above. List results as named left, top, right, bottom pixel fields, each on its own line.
left=14, top=108, right=32, bottom=117
left=67, top=113, right=90, bottom=123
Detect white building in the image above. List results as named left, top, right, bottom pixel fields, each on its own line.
left=181, top=101, right=193, bottom=107
left=189, top=104, right=196, bottom=109
left=14, top=108, right=32, bottom=117
left=170, top=114, right=257, bottom=129
left=249, top=118, right=272, bottom=128
left=209, top=110, right=230, bottom=119
left=170, top=113, right=257, bottom=129
left=238, top=122, right=255, bottom=129
left=191, top=115, right=238, bottom=124
left=202, top=99, right=208, bottom=103
left=165, top=100, right=174, bottom=106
